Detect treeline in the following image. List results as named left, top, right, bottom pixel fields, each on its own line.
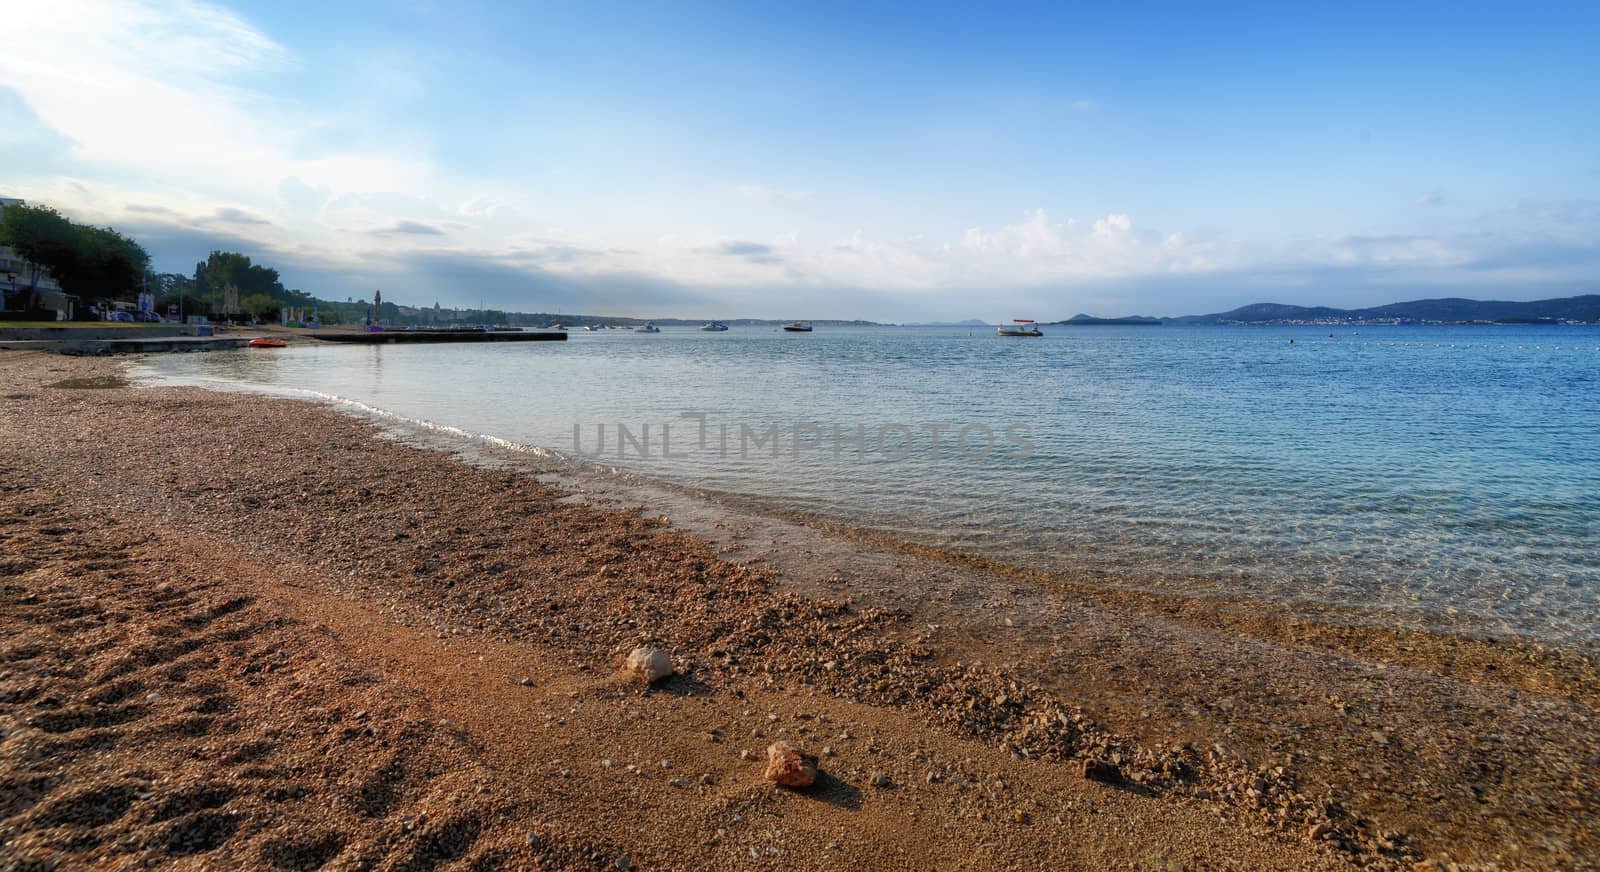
left=0, top=204, right=148, bottom=312
left=1, top=203, right=354, bottom=323
left=150, top=251, right=333, bottom=323
left=4, top=201, right=524, bottom=325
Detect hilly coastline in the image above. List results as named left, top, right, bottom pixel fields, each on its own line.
left=1084, top=294, right=1600, bottom=326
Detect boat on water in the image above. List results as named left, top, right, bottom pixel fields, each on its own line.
left=782, top=321, right=813, bottom=332
left=584, top=323, right=607, bottom=331
left=634, top=322, right=661, bottom=333
left=700, top=321, right=729, bottom=332
left=248, top=338, right=288, bottom=348
left=997, top=319, right=1043, bottom=337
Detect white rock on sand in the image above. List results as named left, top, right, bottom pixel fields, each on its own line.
left=625, top=647, right=673, bottom=683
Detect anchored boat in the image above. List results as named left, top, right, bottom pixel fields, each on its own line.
left=700, top=321, right=729, bottom=331
left=782, top=321, right=813, bottom=332
left=997, top=319, right=1043, bottom=337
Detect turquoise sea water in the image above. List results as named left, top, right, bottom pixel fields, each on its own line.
left=139, top=324, right=1600, bottom=644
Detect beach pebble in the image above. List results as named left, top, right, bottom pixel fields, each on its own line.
left=1079, top=758, right=1122, bottom=783
left=624, top=647, right=672, bottom=683
left=764, top=741, right=818, bottom=788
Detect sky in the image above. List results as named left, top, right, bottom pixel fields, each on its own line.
left=2, top=0, right=1597, bottom=320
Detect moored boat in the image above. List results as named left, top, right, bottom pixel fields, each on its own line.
left=997, top=319, right=1043, bottom=337
left=782, top=321, right=813, bottom=332
left=635, top=322, right=660, bottom=333
left=248, top=338, right=288, bottom=348
left=700, top=321, right=729, bottom=331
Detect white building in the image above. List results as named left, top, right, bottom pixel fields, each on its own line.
left=1, top=197, right=72, bottom=320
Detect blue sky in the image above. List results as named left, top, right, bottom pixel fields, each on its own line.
left=3, top=0, right=1597, bottom=319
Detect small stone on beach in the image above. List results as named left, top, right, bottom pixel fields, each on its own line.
left=625, top=647, right=672, bottom=684
left=764, top=741, right=818, bottom=788
left=1079, top=758, right=1122, bottom=783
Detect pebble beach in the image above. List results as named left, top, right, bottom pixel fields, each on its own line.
left=1, top=349, right=1596, bottom=870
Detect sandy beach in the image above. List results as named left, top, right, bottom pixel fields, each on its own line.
left=1, top=350, right=1595, bottom=870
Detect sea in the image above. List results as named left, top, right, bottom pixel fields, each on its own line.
left=137, top=323, right=1600, bottom=646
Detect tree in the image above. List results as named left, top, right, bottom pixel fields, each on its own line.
left=0, top=204, right=77, bottom=307
left=196, top=251, right=285, bottom=300
left=148, top=271, right=198, bottom=316
left=0, top=204, right=148, bottom=307
left=64, top=225, right=148, bottom=301
left=239, top=292, right=282, bottom=322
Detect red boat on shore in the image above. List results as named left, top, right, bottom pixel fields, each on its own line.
left=248, top=338, right=288, bottom=348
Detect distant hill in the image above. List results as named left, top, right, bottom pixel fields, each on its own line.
left=1165, top=295, right=1600, bottom=325
left=900, top=318, right=990, bottom=327
left=1052, top=314, right=1163, bottom=325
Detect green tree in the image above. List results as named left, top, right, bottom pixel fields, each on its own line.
left=64, top=225, right=148, bottom=301
left=197, top=251, right=285, bottom=299
left=0, top=204, right=148, bottom=306
left=0, top=204, right=77, bottom=305
left=238, top=292, right=283, bottom=321
left=148, top=271, right=199, bottom=317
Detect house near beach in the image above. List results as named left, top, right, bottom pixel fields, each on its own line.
left=0, top=197, right=74, bottom=321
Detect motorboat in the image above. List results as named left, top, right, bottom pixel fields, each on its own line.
left=700, top=321, right=729, bottom=331
left=584, top=323, right=607, bottom=331
left=781, top=321, right=813, bottom=332
left=634, top=322, right=661, bottom=333
left=997, top=319, right=1043, bottom=337
left=248, top=337, right=288, bottom=348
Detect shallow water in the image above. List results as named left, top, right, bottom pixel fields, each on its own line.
left=138, top=323, right=1600, bottom=643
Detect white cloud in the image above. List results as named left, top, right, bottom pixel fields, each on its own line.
left=2, top=0, right=289, bottom=183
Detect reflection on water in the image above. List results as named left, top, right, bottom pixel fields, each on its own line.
left=137, top=324, right=1600, bottom=644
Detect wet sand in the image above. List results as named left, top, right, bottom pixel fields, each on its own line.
left=1, top=350, right=1595, bottom=870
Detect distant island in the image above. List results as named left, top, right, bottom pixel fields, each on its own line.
left=1057, top=294, right=1600, bottom=326
left=1052, top=314, right=1163, bottom=326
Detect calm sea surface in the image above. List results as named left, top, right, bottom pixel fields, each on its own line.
left=138, top=324, right=1600, bottom=644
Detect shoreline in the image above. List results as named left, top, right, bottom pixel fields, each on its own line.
left=3, top=349, right=1596, bottom=869
left=131, top=352, right=1599, bottom=657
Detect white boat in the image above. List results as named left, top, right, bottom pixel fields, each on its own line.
left=997, top=319, right=1043, bottom=337
left=782, top=321, right=813, bottom=332
left=700, top=321, right=729, bottom=331
left=584, top=323, right=607, bottom=331
left=634, top=322, right=660, bottom=333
